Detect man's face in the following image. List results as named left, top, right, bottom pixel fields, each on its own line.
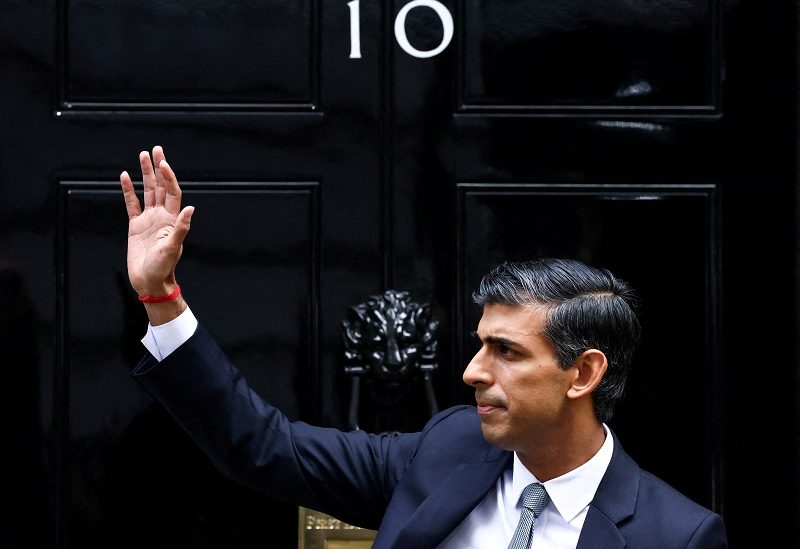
left=463, top=304, right=575, bottom=453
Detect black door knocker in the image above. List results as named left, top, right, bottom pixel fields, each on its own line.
left=342, top=290, right=439, bottom=432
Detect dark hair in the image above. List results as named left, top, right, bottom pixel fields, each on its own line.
left=472, top=258, right=641, bottom=423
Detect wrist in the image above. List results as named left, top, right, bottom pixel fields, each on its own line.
left=136, top=280, right=179, bottom=299
left=144, top=295, right=188, bottom=326
left=138, top=285, right=181, bottom=304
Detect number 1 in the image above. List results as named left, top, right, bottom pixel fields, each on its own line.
left=348, top=0, right=361, bottom=59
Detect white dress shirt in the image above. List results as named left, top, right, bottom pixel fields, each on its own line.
left=141, top=307, right=613, bottom=549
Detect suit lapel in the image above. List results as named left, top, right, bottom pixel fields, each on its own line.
left=576, top=431, right=640, bottom=549
left=389, top=449, right=512, bottom=549
left=577, top=506, right=627, bottom=549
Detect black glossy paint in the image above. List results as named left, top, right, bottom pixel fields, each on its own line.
left=65, top=1, right=316, bottom=107
left=460, top=1, right=717, bottom=111
left=0, top=0, right=796, bottom=547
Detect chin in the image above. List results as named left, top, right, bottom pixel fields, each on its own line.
left=479, top=424, right=511, bottom=450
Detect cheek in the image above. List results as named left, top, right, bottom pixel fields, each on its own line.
left=505, top=370, right=566, bottom=414
left=503, top=377, right=538, bottom=411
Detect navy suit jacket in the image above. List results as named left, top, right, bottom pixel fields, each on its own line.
left=133, top=326, right=727, bottom=548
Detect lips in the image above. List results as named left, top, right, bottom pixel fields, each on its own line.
left=475, top=396, right=505, bottom=414
left=477, top=404, right=501, bottom=414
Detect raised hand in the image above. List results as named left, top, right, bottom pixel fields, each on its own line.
left=120, top=146, right=194, bottom=322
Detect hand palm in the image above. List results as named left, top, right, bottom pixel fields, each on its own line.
left=127, top=206, right=183, bottom=293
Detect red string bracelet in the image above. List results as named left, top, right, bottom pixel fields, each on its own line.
left=138, top=285, right=181, bottom=303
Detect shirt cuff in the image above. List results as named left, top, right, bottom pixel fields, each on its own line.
left=141, top=306, right=198, bottom=362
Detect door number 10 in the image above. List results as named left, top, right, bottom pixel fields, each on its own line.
left=348, top=0, right=454, bottom=59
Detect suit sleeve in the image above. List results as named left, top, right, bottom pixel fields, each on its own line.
left=131, top=325, right=420, bottom=529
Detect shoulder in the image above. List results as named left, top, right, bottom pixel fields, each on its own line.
left=597, top=434, right=727, bottom=546
left=636, top=469, right=714, bottom=518
left=605, top=432, right=715, bottom=519
left=422, top=405, right=477, bottom=429
left=637, top=469, right=715, bottom=525
left=412, top=405, right=496, bottom=460
left=419, top=405, right=480, bottom=439
left=633, top=470, right=727, bottom=546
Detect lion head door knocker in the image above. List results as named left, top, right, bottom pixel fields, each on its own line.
left=341, top=290, right=439, bottom=433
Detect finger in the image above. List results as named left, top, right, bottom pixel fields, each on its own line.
left=159, top=160, right=182, bottom=215
left=152, top=144, right=166, bottom=166
left=139, top=150, right=156, bottom=208
left=168, top=206, right=195, bottom=249
left=153, top=145, right=167, bottom=207
left=119, top=171, right=142, bottom=220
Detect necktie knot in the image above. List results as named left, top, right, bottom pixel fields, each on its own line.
left=520, top=483, right=549, bottom=518
left=507, top=483, right=550, bottom=549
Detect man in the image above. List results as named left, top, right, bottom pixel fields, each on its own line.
left=120, top=146, right=728, bottom=548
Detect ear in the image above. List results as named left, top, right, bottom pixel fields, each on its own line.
left=566, top=349, right=607, bottom=400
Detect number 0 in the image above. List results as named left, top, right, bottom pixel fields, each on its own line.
left=394, top=0, right=453, bottom=59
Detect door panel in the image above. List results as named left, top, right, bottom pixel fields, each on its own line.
left=459, top=0, right=719, bottom=111
left=63, top=0, right=318, bottom=108
left=62, top=183, right=320, bottom=546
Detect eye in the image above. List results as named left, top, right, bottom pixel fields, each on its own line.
left=497, top=343, right=514, bottom=356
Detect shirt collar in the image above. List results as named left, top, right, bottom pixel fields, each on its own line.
left=511, top=424, right=614, bottom=523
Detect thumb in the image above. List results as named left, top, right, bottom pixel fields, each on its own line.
left=169, top=206, right=195, bottom=247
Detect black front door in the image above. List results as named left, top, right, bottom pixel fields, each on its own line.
left=1, top=0, right=796, bottom=546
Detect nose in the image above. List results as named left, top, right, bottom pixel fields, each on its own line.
left=463, top=347, right=492, bottom=387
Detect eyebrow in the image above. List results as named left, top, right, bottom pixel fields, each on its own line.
left=485, top=335, right=520, bottom=348
left=470, top=331, right=520, bottom=349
